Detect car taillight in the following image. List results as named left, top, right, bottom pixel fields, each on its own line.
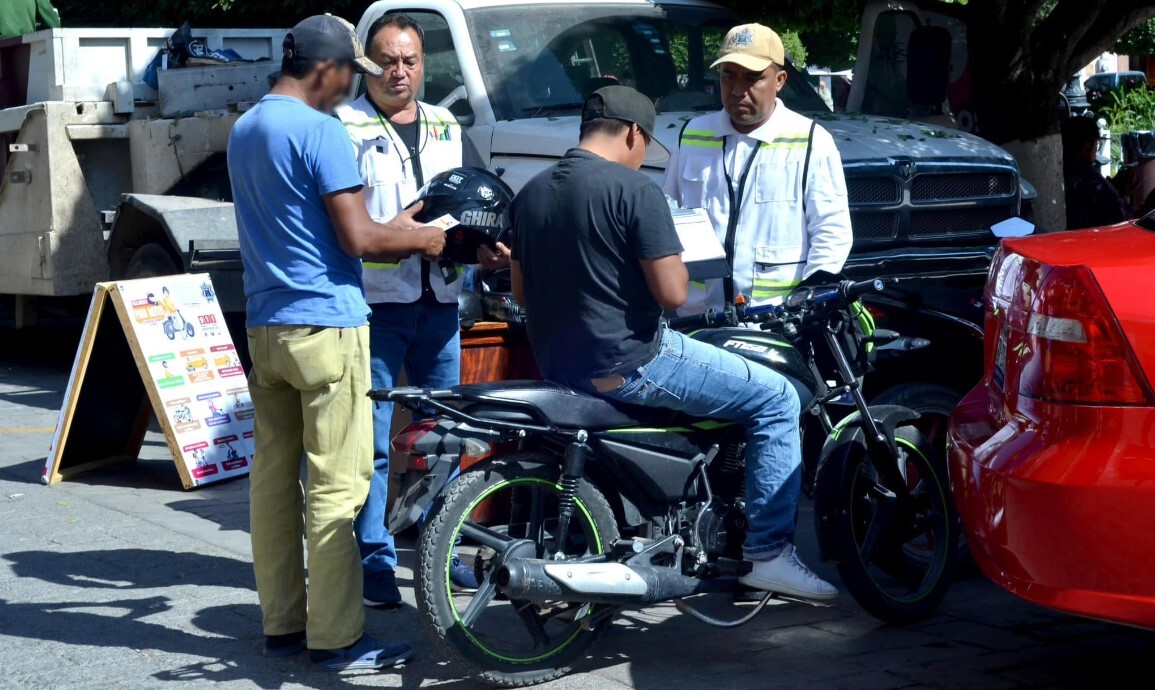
left=997, top=256, right=1153, bottom=405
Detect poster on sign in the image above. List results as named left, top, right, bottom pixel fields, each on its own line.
left=44, top=274, right=253, bottom=490
left=114, top=276, right=254, bottom=486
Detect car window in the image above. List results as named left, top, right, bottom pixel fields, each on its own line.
left=1121, top=73, right=1148, bottom=90
left=860, top=10, right=920, bottom=118
left=466, top=4, right=826, bottom=120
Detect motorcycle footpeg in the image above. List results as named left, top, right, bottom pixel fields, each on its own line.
left=711, top=557, right=752, bottom=578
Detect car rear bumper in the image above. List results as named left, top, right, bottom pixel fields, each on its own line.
left=948, top=386, right=1155, bottom=628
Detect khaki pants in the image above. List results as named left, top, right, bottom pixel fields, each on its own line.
left=246, top=324, right=372, bottom=650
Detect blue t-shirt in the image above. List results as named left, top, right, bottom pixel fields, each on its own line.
left=228, top=95, right=369, bottom=328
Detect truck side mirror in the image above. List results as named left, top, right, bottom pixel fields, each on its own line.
left=906, top=26, right=951, bottom=108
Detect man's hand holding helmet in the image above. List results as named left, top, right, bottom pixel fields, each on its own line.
left=411, top=166, right=515, bottom=267
left=396, top=201, right=447, bottom=260
left=477, top=242, right=511, bottom=269
left=363, top=201, right=445, bottom=262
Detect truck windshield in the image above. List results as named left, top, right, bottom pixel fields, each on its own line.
left=465, top=3, right=828, bottom=120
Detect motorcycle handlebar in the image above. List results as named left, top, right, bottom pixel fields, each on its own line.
left=792, top=279, right=885, bottom=310
left=845, top=278, right=886, bottom=300
left=669, top=278, right=886, bottom=331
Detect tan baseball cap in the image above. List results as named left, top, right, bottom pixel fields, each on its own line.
left=711, top=23, right=786, bottom=73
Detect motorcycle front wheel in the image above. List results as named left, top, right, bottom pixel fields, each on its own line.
left=834, top=424, right=956, bottom=624
left=416, top=453, right=619, bottom=687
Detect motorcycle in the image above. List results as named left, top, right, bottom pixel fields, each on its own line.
left=376, top=277, right=957, bottom=687
left=163, top=311, right=195, bottom=341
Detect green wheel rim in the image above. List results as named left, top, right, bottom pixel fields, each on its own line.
left=446, top=477, right=604, bottom=664
left=850, top=438, right=952, bottom=603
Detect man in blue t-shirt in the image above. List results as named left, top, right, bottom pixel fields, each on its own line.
left=228, top=15, right=444, bottom=673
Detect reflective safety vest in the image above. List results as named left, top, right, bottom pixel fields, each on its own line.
left=662, top=104, right=853, bottom=314
left=336, top=96, right=463, bottom=304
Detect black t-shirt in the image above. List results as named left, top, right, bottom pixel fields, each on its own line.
left=511, top=149, right=683, bottom=383
left=390, top=118, right=424, bottom=187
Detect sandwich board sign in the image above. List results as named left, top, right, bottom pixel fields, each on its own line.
left=44, top=274, right=254, bottom=490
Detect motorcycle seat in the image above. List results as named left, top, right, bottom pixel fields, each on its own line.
left=452, top=380, right=678, bottom=431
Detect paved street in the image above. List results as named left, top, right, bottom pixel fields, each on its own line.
left=1, top=323, right=1152, bottom=690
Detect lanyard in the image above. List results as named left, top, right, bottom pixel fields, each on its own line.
left=722, top=135, right=759, bottom=304
left=369, top=101, right=426, bottom=186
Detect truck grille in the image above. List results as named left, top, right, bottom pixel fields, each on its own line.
left=847, top=177, right=901, bottom=204
left=909, top=206, right=1017, bottom=237
left=850, top=212, right=899, bottom=240
left=845, top=166, right=1019, bottom=247
left=911, top=172, right=1016, bottom=202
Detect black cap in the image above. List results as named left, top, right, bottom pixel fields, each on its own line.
left=582, top=85, right=669, bottom=163
left=284, top=15, right=382, bottom=77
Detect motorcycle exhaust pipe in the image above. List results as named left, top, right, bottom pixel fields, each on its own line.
left=497, top=558, right=722, bottom=605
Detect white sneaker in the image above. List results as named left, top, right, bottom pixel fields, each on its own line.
left=739, top=544, right=839, bottom=601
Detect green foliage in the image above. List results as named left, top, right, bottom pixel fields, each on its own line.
left=780, top=29, right=808, bottom=68
left=1116, top=18, right=1155, bottom=55
left=666, top=25, right=725, bottom=78
left=1100, top=84, right=1155, bottom=133
left=797, top=27, right=857, bottom=70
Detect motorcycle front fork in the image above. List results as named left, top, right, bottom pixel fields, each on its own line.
left=821, top=329, right=909, bottom=495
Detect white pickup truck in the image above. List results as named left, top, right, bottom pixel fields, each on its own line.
left=0, top=0, right=1023, bottom=330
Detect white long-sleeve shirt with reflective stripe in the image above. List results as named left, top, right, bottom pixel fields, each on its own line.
left=662, top=102, right=853, bottom=313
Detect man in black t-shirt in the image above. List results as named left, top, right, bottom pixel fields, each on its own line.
left=510, top=86, right=837, bottom=601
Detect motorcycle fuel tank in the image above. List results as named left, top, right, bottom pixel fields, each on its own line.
left=690, top=328, right=822, bottom=408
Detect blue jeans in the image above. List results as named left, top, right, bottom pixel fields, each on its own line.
left=355, top=297, right=460, bottom=579
left=596, top=328, right=802, bottom=560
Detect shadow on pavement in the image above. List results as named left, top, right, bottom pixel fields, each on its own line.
left=0, top=457, right=52, bottom=485
left=5, top=548, right=256, bottom=591
left=0, top=387, right=65, bottom=412
left=0, top=323, right=84, bottom=372
left=0, top=548, right=433, bottom=689
left=168, top=487, right=253, bottom=536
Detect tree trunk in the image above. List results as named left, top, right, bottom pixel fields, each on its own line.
left=969, top=60, right=1068, bottom=231
left=1002, top=135, right=1066, bottom=233
left=967, top=2, right=1068, bottom=232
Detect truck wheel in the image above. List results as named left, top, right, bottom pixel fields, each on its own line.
left=126, top=243, right=181, bottom=279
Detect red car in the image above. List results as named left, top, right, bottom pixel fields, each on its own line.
left=949, top=220, right=1155, bottom=628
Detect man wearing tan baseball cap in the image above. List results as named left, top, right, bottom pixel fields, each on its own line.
left=663, top=22, right=852, bottom=601
left=712, top=22, right=786, bottom=74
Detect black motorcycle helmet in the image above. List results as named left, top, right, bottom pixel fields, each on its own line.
left=411, top=167, right=514, bottom=264
left=458, top=290, right=484, bottom=329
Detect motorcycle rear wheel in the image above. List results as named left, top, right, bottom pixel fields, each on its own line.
left=834, top=424, right=956, bottom=624
left=416, top=453, right=619, bottom=687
